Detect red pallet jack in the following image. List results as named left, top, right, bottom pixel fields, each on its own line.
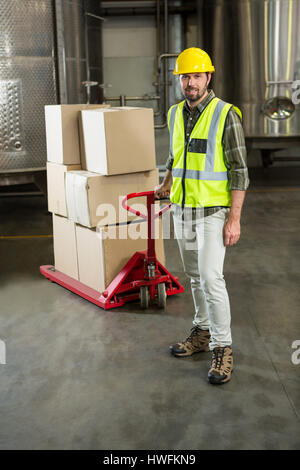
left=40, top=191, right=184, bottom=310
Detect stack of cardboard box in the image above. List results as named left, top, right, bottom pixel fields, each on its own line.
left=45, top=104, right=165, bottom=294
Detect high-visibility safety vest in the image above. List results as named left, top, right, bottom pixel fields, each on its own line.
left=168, top=97, right=242, bottom=208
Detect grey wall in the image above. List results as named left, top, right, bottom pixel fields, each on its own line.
left=102, top=16, right=157, bottom=107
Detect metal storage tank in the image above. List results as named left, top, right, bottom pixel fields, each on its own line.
left=201, top=0, right=300, bottom=156
left=0, top=0, right=103, bottom=178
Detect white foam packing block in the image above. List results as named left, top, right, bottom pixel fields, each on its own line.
left=65, top=171, right=92, bottom=227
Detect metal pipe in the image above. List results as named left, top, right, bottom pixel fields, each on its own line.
left=105, top=95, right=160, bottom=102
left=84, top=8, right=90, bottom=83
left=83, top=11, right=105, bottom=94
left=266, top=80, right=294, bottom=85
left=85, top=12, right=105, bottom=22
left=154, top=0, right=161, bottom=117
left=155, top=53, right=179, bottom=128
left=154, top=2, right=171, bottom=129
left=54, top=0, right=68, bottom=103
left=170, top=1, right=184, bottom=102
left=82, top=81, right=99, bottom=105
left=155, top=121, right=167, bottom=129
left=197, top=0, right=203, bottom=46
left=100, top=5, right=196, bottom=16
left=164, top=0, right=169, bottom=117
left=104, top=93, right=169, bottom=129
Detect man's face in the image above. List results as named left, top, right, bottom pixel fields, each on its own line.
left=180, top=72, right=210, bottom=103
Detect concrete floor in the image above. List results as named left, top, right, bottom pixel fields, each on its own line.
left=0, top=167, right=300, bottom=450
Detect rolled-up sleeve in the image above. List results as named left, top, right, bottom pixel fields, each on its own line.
left=165, top=152, right=173, bottom=171
left=223, top=109, right=250, bottom=191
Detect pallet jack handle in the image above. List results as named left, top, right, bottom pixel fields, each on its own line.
left=122, top=191, right=171, bottom=262
left=121, top=190, right=171, bottom=220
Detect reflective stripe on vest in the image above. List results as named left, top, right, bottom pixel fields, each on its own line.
left=205, top=99, right=227, bottom=176
left=172, top=168, right=228, bottom=180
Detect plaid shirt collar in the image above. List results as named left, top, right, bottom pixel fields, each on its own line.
left=184, top=89, right=216, bottom=115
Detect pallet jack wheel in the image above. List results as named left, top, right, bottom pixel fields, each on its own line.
left=157, top=283, right=166, bottom=309
left=140, top=286, right=149, bottom=309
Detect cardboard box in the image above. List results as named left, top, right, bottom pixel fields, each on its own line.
left=80, top=107, right=156, bottom=175
left=65, top=168, right=159, bottom=228
left=47, top=162, right=81, bottom=217
left=76, top=220, right=165, bottom=292
left=45, top=104, right=109, bottom=165
left=52, top=214, right=166, bottom=293
left=52, top=214, right=78, bottom=280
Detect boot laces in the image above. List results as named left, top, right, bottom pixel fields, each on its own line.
left=212, top=347, right=225, bottom=370
left=186, top=325, right=202, bottom=342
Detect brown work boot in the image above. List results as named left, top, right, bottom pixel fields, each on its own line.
left=170, top=326, right=210, bottom=357
left=208, top=346, right=233, bottom=385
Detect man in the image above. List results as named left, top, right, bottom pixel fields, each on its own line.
left=155, top=47, right=249, bottom=385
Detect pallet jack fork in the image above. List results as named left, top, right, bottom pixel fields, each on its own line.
left=40, top=191, right=184, bottom=310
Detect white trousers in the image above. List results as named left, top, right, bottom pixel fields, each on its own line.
left=173, top=208, right=232, bottom=350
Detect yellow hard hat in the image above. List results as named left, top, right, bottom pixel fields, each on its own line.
left=173, top=47, right=215, bottom=75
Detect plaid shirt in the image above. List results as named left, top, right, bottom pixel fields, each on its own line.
left=166, top=90, right=249, bottom=217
